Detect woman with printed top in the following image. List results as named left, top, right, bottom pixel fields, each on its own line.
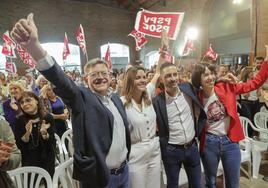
left=120, top=54, right=165, bottom=188
left=40, top=84, right=69, bottom=137
left=191, top=61, right=268, bottom=188
left=14, top=91, right=56, bottom=177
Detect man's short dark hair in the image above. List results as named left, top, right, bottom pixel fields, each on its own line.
left=160, top=63, right=177, bottom=74
left=254, top=56, right=264, bottom=62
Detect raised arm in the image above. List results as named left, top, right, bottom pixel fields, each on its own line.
left=234, top=61, right=268, bottom=95
left=10, top=13, right=82, bottom=112
left=149, top=30, right=169, bottom=86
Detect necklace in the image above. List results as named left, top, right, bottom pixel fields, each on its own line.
left=30, top=122, right=41, bottom=147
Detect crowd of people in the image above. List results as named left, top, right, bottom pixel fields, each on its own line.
left=0, top=13, right=268, bottom=188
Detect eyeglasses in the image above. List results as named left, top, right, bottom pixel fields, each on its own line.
left=19, top=98, right=33, bottom=106
left=88, top=71, right=109, bottom=79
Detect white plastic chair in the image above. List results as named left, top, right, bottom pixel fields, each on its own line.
left=240, top=116, right=268, bottom=178
left=55, top=133, right=65, bottom=164
left=53, top=157, right=80, bottom=188
left=8, top=166, right=52, bottom=188
left=61, top=129, right=74, bottom=161
left=240, top=139, right=252, bottom=179
left=239, top=116, right=252, bottom=179
left=254, top=112, right=268, bottom=140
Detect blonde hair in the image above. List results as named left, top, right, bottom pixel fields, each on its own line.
left=8, top=81, right=26, bottom=93
left=36, top=75, right=47, bottom=87
left=40, top=84, right=51, bottom=99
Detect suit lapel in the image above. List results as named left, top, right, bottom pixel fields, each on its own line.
left=179, top=84, right=202, bottom=108
left=158, top=93, right=169, bottom=130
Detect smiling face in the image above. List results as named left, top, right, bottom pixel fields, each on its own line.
left=161, top=65, right=179, bottom=91
left=134, top=70, right=147, bottom=92
left=19, top=96, right=38, bottom=115
left=86, top=63, right=111, bottom=96
left=9, top=84, right=23, bottom=100
left=46, top=86, right=56, bottom=99
left=201, top=67, right=216, bottom=90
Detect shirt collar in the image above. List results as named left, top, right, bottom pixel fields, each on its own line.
left=165, top=87, right=181, bottom=104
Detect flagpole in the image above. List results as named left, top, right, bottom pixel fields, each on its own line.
left=178, top=55, right=183, bottom=67
left=200, top=55, right=206, bottom=64
left=85, top=51, right=89, bottom=63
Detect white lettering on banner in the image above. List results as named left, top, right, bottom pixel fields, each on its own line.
left=143, top=23, right=170, bottom=33
left=143, top=16, right=172, bottom=25
left=144, top=16, right=150, bottom=23
left=165, top=18, right=171, bottom=25
left=134, top=10, right=185, bottom=40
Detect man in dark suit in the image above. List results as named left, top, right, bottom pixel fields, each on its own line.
left=153, top=63, right=206, bottom=188
left=11, top=13, right=131, bottom=188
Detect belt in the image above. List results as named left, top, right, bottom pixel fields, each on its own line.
left=110, top=160, right=127, bottom=175
left=169, top=139, right=196, bottom=149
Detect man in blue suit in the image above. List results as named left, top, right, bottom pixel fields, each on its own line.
left=153, top=63, right=206, bottom=188
left=11, top=13, right=131, bottom=188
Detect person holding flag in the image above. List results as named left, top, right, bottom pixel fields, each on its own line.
left=11, top=13, right=131, bottom=188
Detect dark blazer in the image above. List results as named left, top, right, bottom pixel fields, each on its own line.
left=41, top=62, right=131, bottom=187
left=152, top=82, right=206, bottom=152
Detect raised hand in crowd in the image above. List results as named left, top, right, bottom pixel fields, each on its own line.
left=10, top=97, right=18, bottom=111
left=22, top=119, right=33, bottom=142
left=40, top=120, right=50, bottom=139
left=11, top=13, right=46, bottom=61
left=219, top=72, right=239, bottom=84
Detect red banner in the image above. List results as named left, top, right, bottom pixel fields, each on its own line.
left=75, top=24, right=87, bottom=55
left=135, top=9, right=184, bottom=40
left=104, top=44, right=112, bottom=70
left=182, top=39, right=194, bottom=56
left=2, top=31, right=16, bottom=58
left=5, top=58, right=16, bottom=74
left=17, top=45, right=36, bottom=69
left=63, top=32, right=70, bottom=62
left=128, top=29, right=148, bottom=51
left=204, top=44, right=217, bottom=61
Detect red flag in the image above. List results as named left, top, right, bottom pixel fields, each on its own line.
left=63, top=32, right=70, bottom=62
left=165, top=53, right=175, bottom=63
left=2, top=31, right=16, bottom=58
left=104, top=44, right=112, bottom=70
left=5, top=58, right=17, bottom=74
left=204, top=44, right=217, bottom=61
left=128, top=29, right=148, bottom=51
left=17, top=45, right=36, bottom=68
left=182, top=39, right=194, bottom=56
left=75, top=24, right=87, bottom=55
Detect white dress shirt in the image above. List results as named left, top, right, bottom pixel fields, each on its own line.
left=165, top=89, right=195, bottom=145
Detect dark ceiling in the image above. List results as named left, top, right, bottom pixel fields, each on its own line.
left=69, top=0, right=166, bottom=11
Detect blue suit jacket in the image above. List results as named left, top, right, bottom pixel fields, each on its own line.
left=152, top=83, right=206, bottom=152
left=41, top=62, right=131, bottom=187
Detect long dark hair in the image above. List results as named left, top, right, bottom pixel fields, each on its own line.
left=18, top=91, right=46, bottom=118
left=191, top=63, right=216, bottom=90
